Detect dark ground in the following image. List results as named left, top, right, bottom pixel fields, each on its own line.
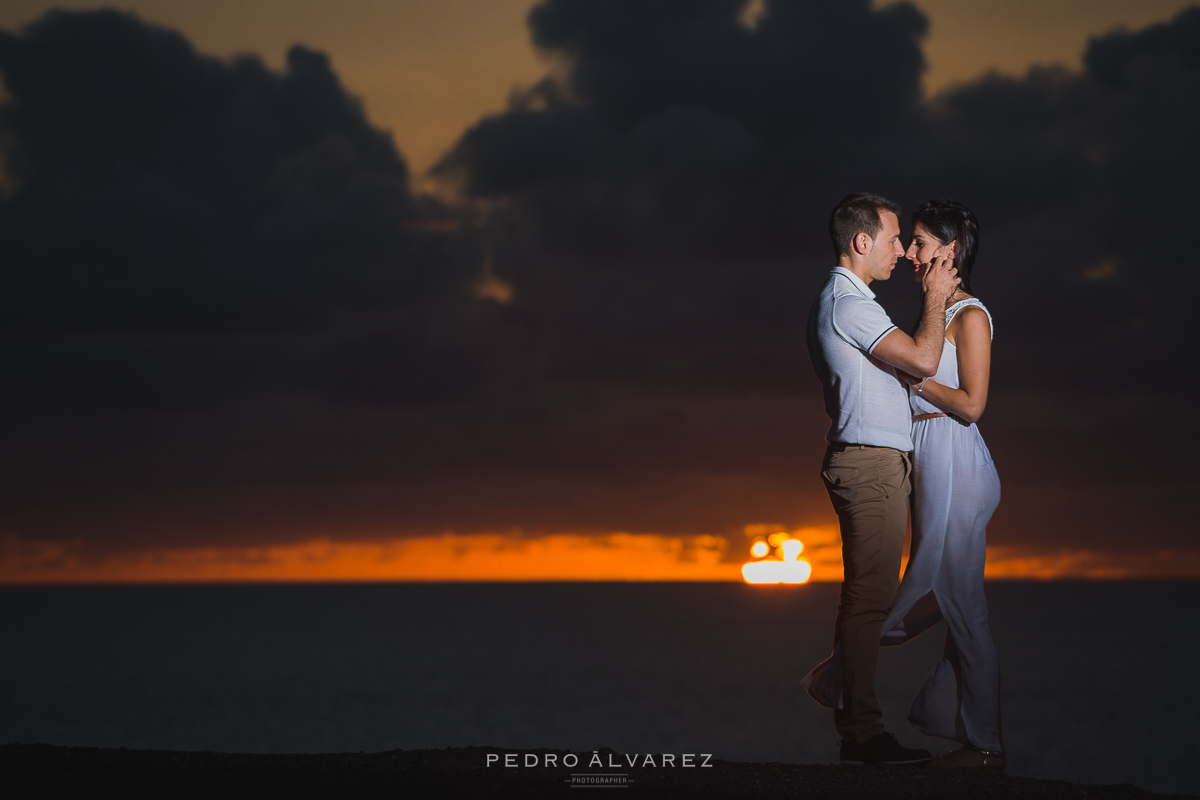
left=2, top=744, right=1191, bottom=799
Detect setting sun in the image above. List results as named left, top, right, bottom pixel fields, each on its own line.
left=741, top=526, right=813, bottom=584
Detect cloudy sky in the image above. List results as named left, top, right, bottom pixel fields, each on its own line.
left=1, top=0, right=1197, bottom=582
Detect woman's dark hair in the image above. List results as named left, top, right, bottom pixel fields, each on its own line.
left=912, top=198, right=979, bottom=295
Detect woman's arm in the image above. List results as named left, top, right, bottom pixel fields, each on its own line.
left=914, top=307, right=991, bottom=423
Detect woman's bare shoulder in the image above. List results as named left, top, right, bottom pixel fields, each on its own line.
left=947, top=303, right=992, bottom=345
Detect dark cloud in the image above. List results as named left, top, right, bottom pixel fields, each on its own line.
left=0, top=9, right=480, bottom=409
left=435, top=1, right=1200, bottom=390
left=0, top=10, right=501, bottom=545
left=431, top=0, right=938, bottom=400
left=912, top=9, right=1200, bottom=396
left=438, top=0, right=927, bottom=259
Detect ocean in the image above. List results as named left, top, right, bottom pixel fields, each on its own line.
left=1, top=582, right=1196, bottom=795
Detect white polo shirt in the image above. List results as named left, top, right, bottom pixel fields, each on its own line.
left=806, top=267, right=912, bottom=451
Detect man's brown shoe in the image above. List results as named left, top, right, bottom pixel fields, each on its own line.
left=840, top=732, right=932, bottom=765
left=930, top=745, right=1006, bottom=773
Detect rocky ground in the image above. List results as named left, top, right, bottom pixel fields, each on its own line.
left=2, top=743, right=1190, bottom=799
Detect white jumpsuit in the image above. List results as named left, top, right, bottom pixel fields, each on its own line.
left=803, top=298, right=1003, bottom=752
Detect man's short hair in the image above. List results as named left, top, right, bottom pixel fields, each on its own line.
left=829, top=193, right=901, bottom=261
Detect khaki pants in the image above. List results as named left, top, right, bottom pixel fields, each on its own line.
left=821, top=443, right=912, bottom=744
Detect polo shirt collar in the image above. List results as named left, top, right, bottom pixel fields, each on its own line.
left=831, top=266, right=876, bottom=299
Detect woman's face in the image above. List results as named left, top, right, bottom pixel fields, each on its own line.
left=905, top=223, right=956, bottom=283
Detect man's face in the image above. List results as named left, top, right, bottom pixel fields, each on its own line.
left=865, top=211, right=904, bottom=282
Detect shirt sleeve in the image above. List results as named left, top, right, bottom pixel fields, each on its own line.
left=830, top=293, right=898, bottom=354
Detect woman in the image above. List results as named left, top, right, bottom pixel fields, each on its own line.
left=803, top=198, right=1004, bottom=772
left=890, top=197, right=1004, bottom=772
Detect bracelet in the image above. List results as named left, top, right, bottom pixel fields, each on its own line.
left=917, top=378, right=930, bottom=394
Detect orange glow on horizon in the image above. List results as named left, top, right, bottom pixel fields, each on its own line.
left=981, top=546, right=1200, bottom=581
left=0, top=532, right=741, bottom=584
left=1, top=531, right=1198, bottom=585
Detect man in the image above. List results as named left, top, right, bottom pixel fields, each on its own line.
left=803, top=193, right=959, bottom=765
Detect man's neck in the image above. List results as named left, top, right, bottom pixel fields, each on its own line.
left=837, top=258, right=873, bottom=286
